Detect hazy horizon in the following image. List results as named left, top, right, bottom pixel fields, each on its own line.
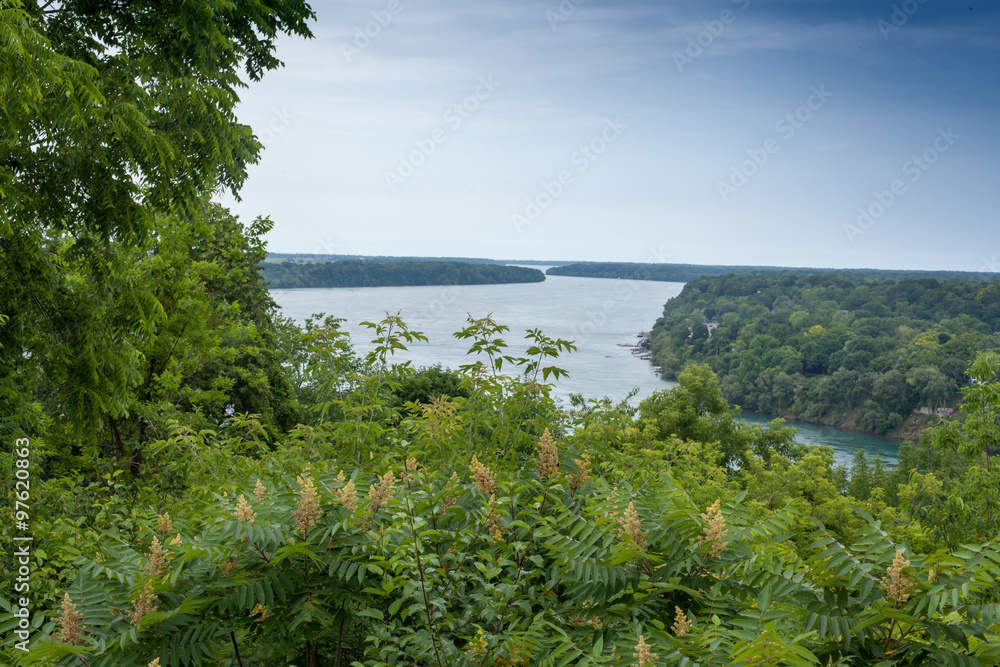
left=219, top=0, right=1000, bottom=274
left=267, top=252, right=1000, bottom=276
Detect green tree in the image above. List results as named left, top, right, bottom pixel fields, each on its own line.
left=639, top=365, right=797, bottom=470
left=28, top=204, right=298, bottom=474
left=1, top=0, right=315, bottom=437
left=922, top=352, right=1000, bottom=539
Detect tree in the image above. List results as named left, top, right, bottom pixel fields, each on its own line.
left=891, top=352, right=1000, bottom=547
left=26, top=204, right=299, bottom=473
left=1, top=0, right=315, bottom=437
left=639, top=365, right=796, bottom=470
left=647, top=273, right=1000, bottom=438
left=906, top=367, right=955, bottom=410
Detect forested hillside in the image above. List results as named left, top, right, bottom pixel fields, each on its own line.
left=263, top=259, right=545, bottom=288
left=648, top=273, right=1000, bottom=436
left=267, top=253, right=503, bottom=265
left=548, top=262, right=1000, bottom=284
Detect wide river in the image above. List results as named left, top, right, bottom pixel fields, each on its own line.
left=271, top=271, right=900, bottom=467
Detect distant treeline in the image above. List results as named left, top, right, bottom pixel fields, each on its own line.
left=548, top=262, right=1000, bottom=283
left=648, top=272, right=1000, bottom=436
left=263, top=259, right=546, bottom=288
left=268, top=253, right=501, bottom=265
left=267, top=253, right=560, bottom=267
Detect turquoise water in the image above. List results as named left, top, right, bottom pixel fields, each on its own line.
left=270, top=272, right=901, bottom=468
left=738, top=411, right=899, bottom=467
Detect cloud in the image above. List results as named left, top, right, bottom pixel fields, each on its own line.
left=219, top=0, right=1000, bottom=271
left=302, top=0, right=1000, bottom=86
left=815, top=142, right=854, bottom=153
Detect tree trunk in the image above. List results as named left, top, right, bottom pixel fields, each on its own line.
left=306, top=640, right=317, bottom=667
left=335, top=618, right=345, bottom=667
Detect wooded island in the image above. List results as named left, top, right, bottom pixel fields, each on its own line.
left=263, top=259, right=545, bottom=288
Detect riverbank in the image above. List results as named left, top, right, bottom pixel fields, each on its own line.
left=744, top=407, right=938, bottom=444
left=738, top=410, right=902, bottom=467
left=649, top=365, right=929, bottom=444
left=646, top=273, right=987, bottom=447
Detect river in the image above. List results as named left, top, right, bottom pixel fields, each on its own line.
left=270, top=271, right=900, bottom=468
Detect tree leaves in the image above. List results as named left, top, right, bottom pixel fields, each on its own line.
left=1, top=0, right=315, bottom=442
left=13, top=441, right=1000, bottom=666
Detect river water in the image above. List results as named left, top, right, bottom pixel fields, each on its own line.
left=270, top=272, right=899, bottom=467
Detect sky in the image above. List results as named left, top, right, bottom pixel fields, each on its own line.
left=218, top=0, right=1000, bottom=272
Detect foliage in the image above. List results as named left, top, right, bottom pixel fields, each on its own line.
left=10, top=428, right=1000, bottom=666
left=388, top=365, right=471, bottom=409
left=896, top=351, right=1000, bottom=549
left=10, top=203, right=299, bottom=475
left=647, top=272, right=1000, bottom=436
left=636, top=364, right=799, bottom=471
left=1, top=0, right=316, bottom=440
left=264, top=260, right=545, bottom=288
left=548, top=262, right=1000, bottom=284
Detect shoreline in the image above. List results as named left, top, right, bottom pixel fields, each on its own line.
left=652, top=372, right=928, bottom=444
left=740, top=407, right=932, bottom=444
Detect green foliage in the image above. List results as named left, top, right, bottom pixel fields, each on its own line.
left=264, top=259, right=545, bottom=288
left=15, top=203, right=300, bottom=474
left=647, top=273, right=1000, bottom=436
left=11, top=430, right=1000, bottom=666
left=278, top=312, right=363, bottom=415
left=637, top=364, right=798, bottom=471
left=548, top=262, right=1000, bottom=284
left=899, top=351, right=1000, bottom=548
left=388, top=365, right=471, bottom=409
left=452, top=315, right=575, bottom=461
left=1, top=0, right=315, bottom=439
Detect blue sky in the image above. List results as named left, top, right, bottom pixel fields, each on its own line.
left=219, top=0, right=1000, bottom=271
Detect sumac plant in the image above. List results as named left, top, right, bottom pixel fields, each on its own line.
left=13, top=431, right=1000, bottom=666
